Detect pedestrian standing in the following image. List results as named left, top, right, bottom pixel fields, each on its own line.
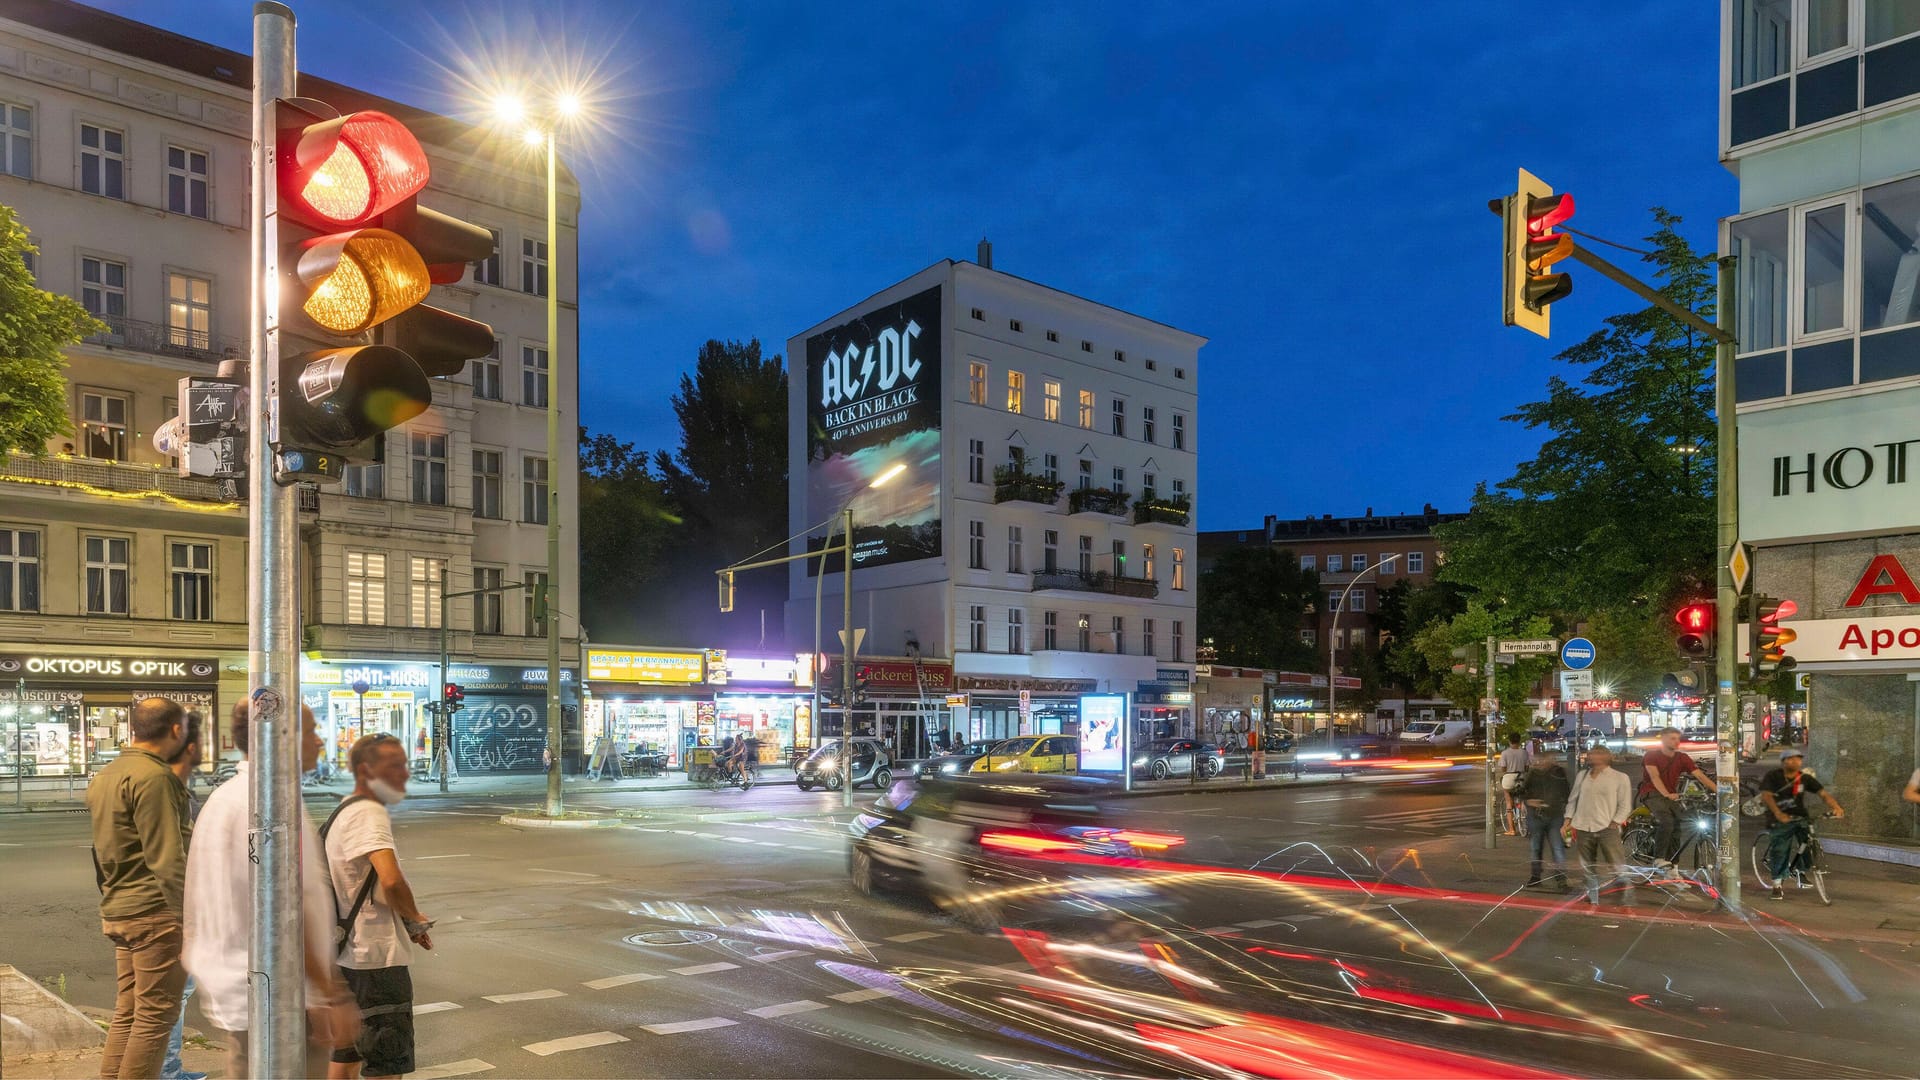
left=86, top=696, right=191, bottom=1079
left=162, top=712, right=208, bottom=1080
left=1563, top=744, right=1633, bottom=905
left=325, top=734, right=433, bottom=1080
left=183, top=700, right=359, bottom=1079
left=1514, top=747, right=1572, bottom=889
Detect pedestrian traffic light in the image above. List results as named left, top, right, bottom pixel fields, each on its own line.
left=1674, top=602, right=1714, bottom=659
left=854, top=666, right=872, bottom=704
left=1500, top=168, right=1575, bottom=339
left=444, top=683, right=466, bottom=712
left=1750, top=596, right=1799, bottom=679
left=274, top=99, right=494, bottom=472
left=1660, top=668, right=1702, bottom=693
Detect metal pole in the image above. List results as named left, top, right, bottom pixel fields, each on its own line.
left=1484, top=635, right=1498, bottom=850
left=841, top=507, right=855, bottom=810
left=1326, top=604, right=1340, bottom=751
left=544, top=129, right=564, bottom=818
left=246, top=5, right=304, bottom=1075
left=1713, top=255, right=1742, bottom=907
left=813, top=518, right=828, bottom=756
left=439, top=565, right=450, bottom=793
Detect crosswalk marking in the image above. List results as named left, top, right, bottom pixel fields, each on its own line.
left=582, top=973, right=663, bottom=990
left=413, top=1001, right=462, bottom=1015
left=747, top=999, right=830, bottom=1018
left=1236, top=919, right=1284, bottom=929
left=885, top=931, right=942, bottom=943
left=830, top=987, right=898, bottom=1003
left=642, top=1017, right=739, bottom=1035
left=409, top=1058, right=495, bottom=1079
left=523, top=1031, right=629, bottom=1056
left=671, top=961, right=740, bottom=976
left=482, top=989, right=567, bottom=1003
left=749, top=950, right=807, bottom=962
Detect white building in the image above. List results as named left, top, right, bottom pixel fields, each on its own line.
left=785, top=247, right=1203, bottom=752
left=1722, top=0, right=1920, bottom=853
left=0, top=0, right=580, bottom=776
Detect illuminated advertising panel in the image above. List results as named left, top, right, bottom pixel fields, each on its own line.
left=1079, top=693, right=1127, bottom=773
left=805, top=285, right=942, bottom=569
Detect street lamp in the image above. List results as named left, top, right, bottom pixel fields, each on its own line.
left=1326, top=553, right=1402, bottom=748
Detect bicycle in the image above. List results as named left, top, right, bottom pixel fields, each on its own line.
left=1751, top=812, right=1832, bottom=905
left=1624, top=788, right=1717, bottom=871
left=700, top=760, right=756, bottom=792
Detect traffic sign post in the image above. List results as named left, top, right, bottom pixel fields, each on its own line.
left=1560, top=636, right=1597, bottom=670
left=1498, top=638, right=1559, bottom=655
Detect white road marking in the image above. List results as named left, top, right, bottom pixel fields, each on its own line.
left=1236, top=919, right=1285, bottom=929
left=412, top=853, right=472, bottom=861
left=526, top=867, right=599, bottom=878
left=885, top=931, right=942, bottom=943
left=671, top=961, right=739, bottom=976
left=409, top=1058, right=495, bottom=1079
left=413, top=1001, right=463, bottom=1015
left=641, top=1017, right=738, bottom=1035
left=695, top=832, right=726, bottom=840
left=749, top=950, right=807, bottom=963
left=482, top=989, right=567, bottom=1003
left=747, top=999, right=830, bottom=1018
left=830, top=987, right=898, bottom=1003
left=630, top=827, right=668, bottom=833
left=722, top=836, right=755, bottom=844
left=523, top=1031, right=629, bottom=1056
left=671, top=829, right=697, bottom=835
left=582, top=973, right=663, bottom=990
left=1201, top=925, right=1240, bottom=934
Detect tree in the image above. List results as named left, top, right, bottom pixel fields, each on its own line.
left=1409, top=600, right=1557, bottom=739
left=0, top=205, right=99, bottom=454
left=1377, top=578, right=1469, bottom=697
left=1197, top=546, right=1319, bottom=670
left=577, top=428, right=682, bottom=643
left=653, top=339, right=789, bottom=558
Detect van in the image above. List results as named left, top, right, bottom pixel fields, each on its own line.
left=1399, top=719, right=1470, bottom=748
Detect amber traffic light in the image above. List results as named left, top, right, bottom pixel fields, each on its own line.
left=1750, top=596, right=1799, bottom=679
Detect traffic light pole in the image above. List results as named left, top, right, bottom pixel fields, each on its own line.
left=841, top=508, right=856, bottom=810
left=246, top=5, right=307, bottom=1076
left=1712, top=257, right=1742, bottom=908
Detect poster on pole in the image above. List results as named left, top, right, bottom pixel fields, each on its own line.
left=1079, top=694, right=1126, bottom=773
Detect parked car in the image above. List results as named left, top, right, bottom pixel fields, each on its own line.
left=916, top=740, right=1002, bottom=779
left=968, top=734, right=1079, bottom=775
left=795, top=737, right=893, bottom=791
left=1132, top=738, right=1223, bottom=780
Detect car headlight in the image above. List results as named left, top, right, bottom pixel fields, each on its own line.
left=1132, top=757, right=1148, bottom=766
left=941, top=762, right=958, bottom=773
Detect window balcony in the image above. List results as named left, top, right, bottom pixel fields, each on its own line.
left=992, top=465, right=1064, bottom=507
left=1031, top=568, right=1158, bottom=599
left=1067, top=486, right=1131, bottom=517
left=84, top=315, right=243, bottom=365
left=1, top=450, right=232, bottom=505
left=1132, top=491, right=1191, bottom=527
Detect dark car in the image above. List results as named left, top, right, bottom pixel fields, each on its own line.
left=849, top=773, right=1183, bottom=929
left=1132, top=738, right=1223, bottom=780
left=915, top=739, right=1001, bottom=779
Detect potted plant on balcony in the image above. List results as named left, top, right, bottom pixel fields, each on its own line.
left=1068, top=486, right=1131, bottom=516
left=992, top=464, right=1065, bottom=506
left=1132, top=490, right=1192, bottom=526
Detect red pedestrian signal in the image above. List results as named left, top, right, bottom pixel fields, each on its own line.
left=1501, top=168, right=1575, bottom=339
left=1675, top=602, right=1714, bottom=659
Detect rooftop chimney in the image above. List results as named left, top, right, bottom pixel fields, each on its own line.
left=978, top=236, right=993, bottom=269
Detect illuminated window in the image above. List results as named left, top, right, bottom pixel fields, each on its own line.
left=968, top=361, right=987, bottom=404
left=80, top=391, right=128, bottom=461
left=166, top=273, right=212, bottom=352
left=410, top=555, right=445, bottom=628
left=1006, top=370, right=1025, bottom=413
left=1172, top=548, right=1186, bottom=591
left=1043, top=380, right=1060, bottom=421
left=345, top=550, right=386, bottom=626
left=1078, top=390, right=1094, bottom=428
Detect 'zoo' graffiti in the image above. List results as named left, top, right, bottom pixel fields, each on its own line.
left=465, top=703, right=541, bottom=734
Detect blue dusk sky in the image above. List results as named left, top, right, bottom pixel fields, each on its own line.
left=95, top=1, right=1736, bottom=529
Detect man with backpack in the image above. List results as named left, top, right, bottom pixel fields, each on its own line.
left=323, top=733, right=433, bottom=1079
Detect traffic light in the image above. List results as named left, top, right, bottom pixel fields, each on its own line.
left=1659, top=668, right=1702, bottom=694
left=1448, top=644, right=1477, bottom=676
left=1750, top=596, right=1799, bottom=679
left=717, top=570, right=735, bottom=614
left=854, top=666, right=872, bottom=704
left=1501, top=168, right=1575, bottom=339
left=274, top=99, right=494, bottom=475
left=1674, top=602, right=1714, bottom=659
left=444, top=682, right=466, bottom=712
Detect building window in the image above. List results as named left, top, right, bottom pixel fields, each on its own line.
left=970, top=307, right=984, bottom=321
left=0, top=104, right=29, bottom=179
left=523, top=455, right=549, bottom=524
left=1729, top=210, right=1789, bottom=353
left=473, top=566, right=503, bottom=634
left=1143, top=543, right=1156, bottom=580
left=473, top=339, right=503, bottom=400
left=1009, top=318, right=1023, bottom=332
left=1300, top=628, right=1317, bottom=645
left=1172, top=547, right=1186, bottom=590
left=1112, top=538, right=1126, bottom=573
left=472, top=449, right=503, bottom=518
left=1145, top=359, right=1157, bottom=372
left=1172, top=620, right=1184, bottom=661
left=1006, top=370, right=1025, bottom=413
left=1352, top=552, right=1368, bottom=572
left=525, top=571, right=549, bottom=636
left=1078, top=458, right=1093, bottom=490
left=1043, top=530, right=1059, bottom=572
left=1078, top=613, right=1092, bottom=651
left=81, top=256, right=127, bottom=332
left=1078, top=535, right=1093, bottom=575
left=968, top=361, right=987, bottom=404
left=1174, top=367, right=1186, bottom=380
left=522, top=345, right=549, bottom=407
left=344, top=461, right=382, bottom=499
left=410, top=432, right=447, bottom=505
left=1043, top=610, right=1058, bottom=650
left=968, top=520, right=986, bottom=569
left=1008, top=608, right=1025, bottom=653
left=1870, top=1, right=1920, bottom=46
left=1327, top=554, right=1344, bottom=573
left=1111, top=467, right=1126, bottom=494
left=1172, top=413, right=1187, bottom=450
left=84, top=535, right=130, bottom=615
left=1142, top=407, right=1156, bottom=443
left=1043, top=380, right=1061, bottom=421
left=165, top=146, right=209, bottom=218
left=1300, top=555, right=1316, bottom=571
left=1113, top=349, right=1126, bottom=363
left=1327, top=591, right=1342, bottom=612
left=345, top=550, right=386, bottom=626
left=410, top=556, right=445, bottom=628
left=1007, top=445, right=1027, bottom=471
left=1112, top=616, right=1125, bottom=654
left=967, top=438, right=985, bottom=484
left=1043, top=453, right=1059, bottom=482
left=1172, top=477, right=1186, bottom=498
left=1407, top=551, right=1425, bottom=574
left=474, top=228, right=502, bottom=287
left=79, top=123, right=124, bottom=199
left=1799, top=199, right=1849, bottom=339
left=80, top=390, right=129, bottom=461
left=1110, top=397, right=1125, bottom=436
left=1078, top=389, right=1094, bottom=428
left=1045, top=330, right=1059, bottom=343
left=521, top=237, right=548, bottom=296
left=165, top=273, right=212, bottom=351
left=0, top=529, right=40, bottom=612
left=1008, top=525, right=1024, bottom=573
left=1350, top=589, right=1366, bottom=612
left=968, top=605, right=986, bottom=652
left=1863, top=173, right=1920, bottom=332
left=1142, top=618, right=1156, bottom=657
left=168, top=541, right=212, bottom=621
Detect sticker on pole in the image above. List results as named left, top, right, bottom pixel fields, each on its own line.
left=1560, top=636, right=1597, bottom=670
left=250, top=686, right=284, bottom=721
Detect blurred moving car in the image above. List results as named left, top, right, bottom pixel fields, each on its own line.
left=1132, top=738, right=1223, bottom=780
left=795, top=736, right=893, bottom=791
left=915, top=739, right=1001, bottom=779
left=968, top=734, right=1079, bottom=774
left=1399, top=718, right=1472, bottom=748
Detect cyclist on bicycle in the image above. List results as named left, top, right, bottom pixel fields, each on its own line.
left=1760, top=747, right=1845, bottom=901
left=1640, top=726, right=1718, bottom=865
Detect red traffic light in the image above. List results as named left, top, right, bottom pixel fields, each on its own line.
left=279, top=107, right=430, bottom=229
left=1677, top=603, right=1712, bottom=632
left=1675, top=602, right=1714, bottom=659
left=1761, top=599, right=1799, bottom=624
left=1525, top=192, right=1575, bottom=234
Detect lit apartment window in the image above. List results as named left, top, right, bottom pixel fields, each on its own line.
left=521, top=237, right=548, bottom=296
left=1112, top=539, right=1126, bottom=572
left=1172, top=620, right=1185, bottom=661
left=165, top=273, right=212, bottom=351
left=80, top=391, right=129, bottom=461
left=1408, top=551, right=1425, bottom=574
left=968, top=361, right=987, bottom=404
left=79, top=123, right=124, bottom=199
left=81, top=256, right=127, bottom=333
left=1142, top=618, right=1156, bottom=657
left=473, top=566, right=503, bottom=634
left=410, top=555, right=445, bottom=628
left=525, top=571, right=549, bottom=635
left=968, top=520, right=986, bottom=569
left=1143, top=544, right=1155, bottom=580
left=967, top=438, right=984, bottom=484
left=1078, top=389, right=1094, bottom=428
left=1327, top=554, right=1344, bottom=572
left=522, top=346, right=549, bottom=407
left=1172, top=547, right=1186, bottom=591
left=1007, top=525, right=1024, bottom=573
left=1006, top=371, right=1025, bottom=413
left=523, top=455, right=550, bottom=524
left=473, top=339, right=503, bottom=400
left=1112, top=616, right=1125, bottom=654
left=345, top=550, right=387, bottom=626
left=1078, top=613, right=1092, bottom=651
left=472, top=449, right=503, bottom=518
left=969, top=605, right=986, bottom=652
left=84, top=535, right=130, bottom=615
left=1007, top=609, right=1025, bottom=653
left=410, top=432, right=447, bottom=505
left=474, top=228, right=502, bottom=287
left=1142, top=407, right=1155, bottom=443
left=165, top=146, right=209, bottom=218
left=1043, top=530, right=1058, bottom=572
left=1043, top=380, right=1060, bottom=421
left=1172, top=413, right=1187, bottom=450
left=0, top=104, right=30, bottom=179
left=1043, top=611, right=1058, bottom=650
left=168, top=541, right=212, bottom=621
left=0, top=529, right=41, bottom=612
left=1110, top=397, right=1125, bottom=437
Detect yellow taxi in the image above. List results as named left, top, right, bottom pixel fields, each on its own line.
left=968, top=735, right=1079, bottom=774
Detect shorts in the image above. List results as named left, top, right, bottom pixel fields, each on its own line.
left=332, top=965, right=415, bottom=1076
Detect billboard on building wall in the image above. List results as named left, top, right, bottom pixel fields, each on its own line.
left=805, top=285, right=943, bottom=570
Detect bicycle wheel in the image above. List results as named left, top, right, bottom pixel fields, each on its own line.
left=1809, top=840, right=1832, bottom=905
left=1624, top=823, right=1656, bottom=865
left=1751, top=833, right=1779, bottom=890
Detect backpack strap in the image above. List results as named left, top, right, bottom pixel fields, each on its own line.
left=320, top=796, right=379, bottom=957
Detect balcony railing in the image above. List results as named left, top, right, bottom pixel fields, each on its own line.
left=1067, top=486, right=1131, bottom=517
left=84, top=315, right=243, bottom=364
left=1031, top=568, right=1159, bottom=599
left=992, top=465, right=1064, bottom=506
left=1133, top=492, right=1192, bottom=527
left=1, top=451, right=232, bottom=504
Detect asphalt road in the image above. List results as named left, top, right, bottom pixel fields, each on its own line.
left=6, top=775, right=1916, bottom=1078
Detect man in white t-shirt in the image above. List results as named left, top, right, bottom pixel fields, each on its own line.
left=324, top=734, right=433, bottom=1079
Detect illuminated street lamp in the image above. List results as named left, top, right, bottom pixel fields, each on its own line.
left=1326, top=553, right=1402, bottom=748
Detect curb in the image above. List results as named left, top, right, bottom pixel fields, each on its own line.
left=497, top=813, right=623, bottom=829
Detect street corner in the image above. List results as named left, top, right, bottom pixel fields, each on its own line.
left=0, top=964, right=105, bottom=1061
left=498, top=810, right=623, bottom=829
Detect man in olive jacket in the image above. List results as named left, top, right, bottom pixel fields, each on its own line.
left=85, top=696, right=190, bottom=1079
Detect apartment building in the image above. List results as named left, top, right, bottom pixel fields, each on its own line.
left=786, top=246, right=1204, bottom=749
left=0, top=0, right=579, bottom=776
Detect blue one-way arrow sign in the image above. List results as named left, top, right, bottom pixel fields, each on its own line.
left=1561, top=637, right=1597, bottom=670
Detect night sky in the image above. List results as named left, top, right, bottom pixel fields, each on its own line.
left=95, top=1, right=1736, bottom=530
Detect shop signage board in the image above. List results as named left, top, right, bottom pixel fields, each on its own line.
left=956, top=676, right=1094, bottom=693
left=1156, top=668, right=1192, bottom=684
left=0, top=654, right=217, bottom=680
left=1737, top=384, right=1920, bottom=543
left=723, top=656, right=801, bottom=684
left=1497, top=639, right=1558, bottom=655
left=302, top=660, right=572, bottom=693
left=945, top=693, right=969, bottom=708
left=1750, top=613, right=1920, bottom=662
left=587, top=649, right=705, bottom=684
left=829, top=659, right=953, bottom=692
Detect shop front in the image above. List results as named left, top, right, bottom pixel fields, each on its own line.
left=711, top=653, right=812, bottom=766
left=1194, top=665, right=1275, bottom=750
left=822, top=657, right=952, bottom=758
left=300, top=657, right=578, bottom=776
left=1133, top=667, right=1196, bottom=744
left=0, top=651, right=221, bottom=777
left=954, top=676, right=1092, bottom=746
left=586, top=647, right=711, bottom=769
